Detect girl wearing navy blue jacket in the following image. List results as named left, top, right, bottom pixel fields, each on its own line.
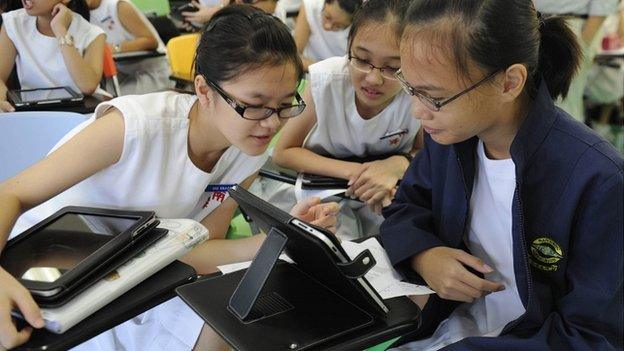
left=380, top=0, right=623, bottom=350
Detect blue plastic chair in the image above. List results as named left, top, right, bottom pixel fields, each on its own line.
left=0, top=111, right=90, bottom=182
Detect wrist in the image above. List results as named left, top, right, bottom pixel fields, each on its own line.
left=57, top=32, right=74, bottom=48
left=388, top=155, right=411, bottom=177
left=411, top=246, right=439, bottom=275
left=341, top=161, right=362, bottom=180
left=53, top=26, right=68, bottom=38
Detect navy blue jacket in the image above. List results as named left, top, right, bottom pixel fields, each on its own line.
left=380, top=82, right=623, bottom=350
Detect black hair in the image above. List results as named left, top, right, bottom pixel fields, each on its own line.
left=401, top=0, right=582, bottom=100
left=194, top=4, right=304, bottom=85
left=68, top=0, right=90, bottom=21
left=347, top=0, right=411, bottom=53
left=0, top=0, right=22, bottom=12
left=325, top=0, right=362, bottom=16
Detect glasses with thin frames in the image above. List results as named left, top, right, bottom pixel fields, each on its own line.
left=395, top=69, right=500, bottom=111
left=205, top=79, right=306, bottom=120
left=348, top=56, right=399, bottom=81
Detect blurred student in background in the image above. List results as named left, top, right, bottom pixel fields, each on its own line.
left=0, top=0, right=105, bottom=112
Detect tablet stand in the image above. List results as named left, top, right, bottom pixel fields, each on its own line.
left=228, top=228, right=288, bottom=321
left=228, top=228, right=379, bottom=322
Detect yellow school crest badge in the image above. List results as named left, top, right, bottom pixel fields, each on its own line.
left=529, top=237, right=564, bottom=271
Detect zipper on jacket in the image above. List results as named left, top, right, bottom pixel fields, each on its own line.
left=501, top=181, right=533, bottom=334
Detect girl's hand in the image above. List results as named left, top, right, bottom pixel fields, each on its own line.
left=290, top=197, right=339, bottom=233
left=50, top=3, right=73, bottom=38
left=0, top=101, right=15, bottom=113
left=0, top=268, right=45, bottom=350
left=346, top=158, right=403, bottom=213
left=411, top=247, right=505, bottom=303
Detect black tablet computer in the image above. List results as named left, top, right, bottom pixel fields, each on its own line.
left=228, top=186, right=389, bottom=316
left=7, top=87, right=84, bottom=109
left=300, top=173, right=348, bottom=189
left=1, top=207, right=157, bottom=300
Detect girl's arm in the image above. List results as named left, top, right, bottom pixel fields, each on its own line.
left=51, top=4, right=105, bottom=94
left=180, top=175, right=263, bottom=275
left=0, top=25, right=17, bottom=112
left=0, top=110, right=124, bottom=249
left=114, top=0, right=158, bottom=52
left=272, top=85, right=362, bottom=180
left=0, top=109, right=125, bottom=349
left=581, top=15, right=607, bottom=46
left=293, top=4, right=314, bottom=70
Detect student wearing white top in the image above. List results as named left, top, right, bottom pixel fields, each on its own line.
left=0, top=5, right=338, bottom=350
left=86, top=0, right=173, bottom=94
left=294, top=0, right=361, bottom=70
left=381, top=0, right=622, bottom=349
left=269, top=0, right=422, bottom=239
left=0, top=0, right=106, bottom=112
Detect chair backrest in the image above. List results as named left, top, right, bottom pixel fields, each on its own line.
left=130, top=0, right=170, bottom=16
left=0, top=111, right=90, bottom=182
left=102, top=45, right=121, bottom=97
left=166, top=33, right=200, bottom=82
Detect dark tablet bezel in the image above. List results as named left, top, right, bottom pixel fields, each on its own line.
left=1, top=206, right=156, bottom=297
left=7, top=86, right=84, bottom=107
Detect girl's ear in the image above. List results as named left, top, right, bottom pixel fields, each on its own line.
left=194, top=75, right=212, bottom=107
left=501, top=64, right=527, bottom=102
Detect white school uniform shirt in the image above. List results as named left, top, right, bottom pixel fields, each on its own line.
left=302, top=0, right=349, bottom=62
left=249, top=56, right=417, bottom=240
left=394, top=140, right=525, bottom=351
left=89, top=0, right=172, bottom=94
left=1, top=9, right=105, bottom=92
left=11, top=91, right=268, bottom=351
left=304, top=56, right=420, bottom=158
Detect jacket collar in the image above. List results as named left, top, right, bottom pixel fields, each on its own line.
left=454, top=79, right=558, bottom=179
left=509, top=79, right=558, bottom=175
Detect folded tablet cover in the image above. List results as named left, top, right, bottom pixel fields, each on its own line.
left=2, top=207, right=156, bottom=300
left=177, top=262, right=374, bottom=351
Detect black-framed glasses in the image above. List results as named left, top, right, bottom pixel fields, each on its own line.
left=395, top=69, right=500, bottom=112
left=348, top=56, right=399, bottom=81
left=205, top=78, right=306, bottom=120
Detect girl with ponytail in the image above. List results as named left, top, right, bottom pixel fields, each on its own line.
left=379, top=0, right=623, bottom=349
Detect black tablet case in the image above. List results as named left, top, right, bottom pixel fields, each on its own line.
left=34, top=227, right=167, bottom=307
left=259, top=155, right=399, bottom=190
left=176, top=186, right=421, bottom=350
left=177, top=228, right=376, bottom=351
left=1, top=207, right=158, bottom=306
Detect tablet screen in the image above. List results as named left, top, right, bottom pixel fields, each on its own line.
left=18, top=87, right=76, bottom=103
left=1, top=213, right=138, bottom=283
